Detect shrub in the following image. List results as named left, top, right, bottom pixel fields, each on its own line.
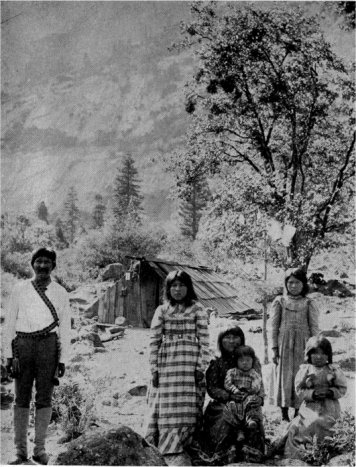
left=302, top=411, right=355, bottom=465
left=1, top=251, right=32, bottom=278
left=52, top=377, right=96, bottom=441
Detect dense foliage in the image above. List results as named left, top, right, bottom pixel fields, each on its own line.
left=302, top=411, right=355, bottom=465
left=1, top=209, right=166, bottom=288
left=170, top=2, right=355, bottom=269
left=73, top=214, right=166, bottom=273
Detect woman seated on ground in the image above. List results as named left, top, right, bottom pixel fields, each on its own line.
left=193, top=327, right=265, bottom=465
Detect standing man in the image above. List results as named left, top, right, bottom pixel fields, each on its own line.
left=3, top=247, right=71, bottom=465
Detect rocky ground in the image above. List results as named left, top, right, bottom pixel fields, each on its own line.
left=1, top=291, right=355, bottom=465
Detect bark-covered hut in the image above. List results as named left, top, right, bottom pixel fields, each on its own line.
left=98, top=257, right=255, bottom=327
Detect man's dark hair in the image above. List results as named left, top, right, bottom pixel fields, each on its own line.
left=31, top=247, right=57, bottom=269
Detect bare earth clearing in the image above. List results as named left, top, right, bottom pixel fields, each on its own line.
left=1, top=292, right=355, bottom=465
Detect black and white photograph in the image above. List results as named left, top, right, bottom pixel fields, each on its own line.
left=1, top=1, right=355, bottom=466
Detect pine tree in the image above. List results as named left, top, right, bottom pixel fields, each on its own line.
left=179, top=176, right=211, bottom=240
left=92, top=194, right=106, bottom=228
left=55, top=218, right=68, bottom=247
left=112, top=154, right=143, bottom=221
left=63, top=186, right=80, bottom=244
left=37, top=201, right=49, bottom=224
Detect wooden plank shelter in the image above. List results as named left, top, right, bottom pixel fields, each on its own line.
left=98, top=257, right=255, bottom=327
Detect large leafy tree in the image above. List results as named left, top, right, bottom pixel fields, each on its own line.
left=178, top=175, right=211, bottom=240
left=113, top=154, right=143, bottom=222
left=170, top=2, right=355, bottom=269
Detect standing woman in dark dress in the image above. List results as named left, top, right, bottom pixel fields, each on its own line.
left=202, top=327, right=265, bottom=464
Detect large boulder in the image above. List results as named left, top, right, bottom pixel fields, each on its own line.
left=69, top=283, right=114, bottom=318
left=320, top=329, right=342, bottom=338
left=128, top=385, right=147, bottom=396
left=55, top=425, right=166, bottom=465
left=69, top=285, right=98, bottom=308
left=327, top=452, right=355, bottom=466
left=102, top=263, right=123, bottom=281
left=82, top=299, right=100, bottom=319
left=318, top=280, right=354, bottom=298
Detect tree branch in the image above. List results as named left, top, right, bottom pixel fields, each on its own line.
left=318, top=131, right=356, bottom=230
left=219, top=140, right=262, bottom=173
left=324, top=219, right=355, bottom=232
left=241, top=66, right=276, bottom=172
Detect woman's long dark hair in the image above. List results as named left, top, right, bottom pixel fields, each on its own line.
left=164, top=270, right=197, bottom=307
left=217, top=327, right=245, bottom=358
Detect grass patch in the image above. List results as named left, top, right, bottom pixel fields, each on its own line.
left=301, top=411, right=355, bottom=466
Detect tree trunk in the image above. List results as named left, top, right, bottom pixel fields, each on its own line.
left=289, top=233, right=312, bottom=273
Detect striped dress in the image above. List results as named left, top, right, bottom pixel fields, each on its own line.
left=224, top=367, right=264, bottom=421
left=145, top=301, right=210, bottom=455
left=270, top=295, right=319, bottom=408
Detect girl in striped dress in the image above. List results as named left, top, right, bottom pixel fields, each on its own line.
left=145, top=270, right=210, bottom=460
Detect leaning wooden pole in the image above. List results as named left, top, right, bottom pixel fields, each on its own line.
left=262, top=231, right=269, bottom=364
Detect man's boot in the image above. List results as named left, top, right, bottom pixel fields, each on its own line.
left=33, top=407, right=52, bottom=465
left=281, top=407, right=290, bottom=422
left=9, top=407, right=30, bottom=464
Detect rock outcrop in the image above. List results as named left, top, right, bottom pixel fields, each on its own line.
left=55, top=425, right=166, bottom=465
left=101, top=263, right=123, bottom=281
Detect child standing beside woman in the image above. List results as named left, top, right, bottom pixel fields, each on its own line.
left=145, top=270, right=210, bottom=464
left=284, top=335, right=347, bottom=459
left=270, top=268, right=319, bottom=422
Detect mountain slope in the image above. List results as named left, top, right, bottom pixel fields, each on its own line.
left=1, top=2, right=354, bottom=222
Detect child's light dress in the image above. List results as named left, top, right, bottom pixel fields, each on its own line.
left=284, top=363, right=347, bottom=459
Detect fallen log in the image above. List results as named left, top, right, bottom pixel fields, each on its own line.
left=96, top=323, right=118, bottom=329
left=96, top=323, right=126, bottom=334
left=101, top=331, right=125, bottom=342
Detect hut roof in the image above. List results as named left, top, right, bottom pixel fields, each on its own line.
left=130, top=257, right=255, bottom=317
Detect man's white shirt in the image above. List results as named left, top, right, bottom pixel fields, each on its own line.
left=3, top=279, right=71, bottom=364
